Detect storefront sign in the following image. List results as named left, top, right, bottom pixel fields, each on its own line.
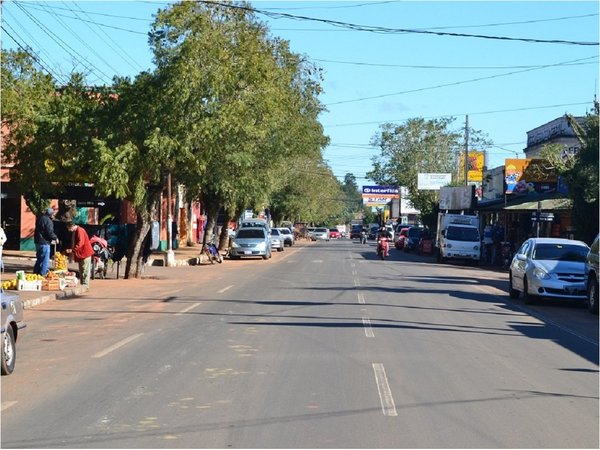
left=417, top=173, right=452, bottom=190
left=504, top=159, right=557, bottom=195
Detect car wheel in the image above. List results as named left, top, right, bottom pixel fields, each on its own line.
left=1, top=326, right=16, bottom=376
left=523, top=277, right=537, bottom=305
left=508, top=273, right=520, bottom=299
left=586, top=277, right=599, bottom=314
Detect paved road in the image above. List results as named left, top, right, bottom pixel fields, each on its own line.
left=2, top=239, right=598, bottom=448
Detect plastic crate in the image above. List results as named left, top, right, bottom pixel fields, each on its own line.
left=42, top=278, right=67, bottom=291
left=17, top=279, right=43, bottom=291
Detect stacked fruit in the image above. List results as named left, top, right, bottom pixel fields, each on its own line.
left=2, top=273, right=44, bottom=290
left=54, top=252, right=68, bottom=271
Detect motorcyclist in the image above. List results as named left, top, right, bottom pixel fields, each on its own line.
left=360, top=229, right=367, bottom=244
left=376, top=226, right=391, bottom=257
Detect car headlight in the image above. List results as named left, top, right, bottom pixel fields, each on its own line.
left=231, top=241, right=240, bottom=248
left=256, top=242, right=266, bottom=250
left=446, top=243, right=452, bottom=248
left=533, top=267, right=550, bottom=280
left=473, top=245, right=479, bottom=251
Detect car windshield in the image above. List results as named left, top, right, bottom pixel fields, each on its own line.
left=446, top=226, right=479, bottom=241
left=236, top=229, right=265, bottom=239
left=316, top=228, right=328, bottom=232
left=279, top=229, right=290, bottom=234
left=533, top=244, right=588, bottom=262
left=329, top=229, right=337, bottom=232
left=271, top=229, right=280, bottom=236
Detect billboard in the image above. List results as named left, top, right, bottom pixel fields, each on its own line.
left=504, top=159, right=557, bottom=195
left=362, top=185, right=399, bottom=206
left=459, top=151, right=485, bottom=182
left=439, top=185, right=474, bottom=210
left=417, top=173, right=452, bottom=190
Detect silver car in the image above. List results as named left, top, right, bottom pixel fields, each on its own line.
left=277, top=227, right=294, bottom=247
left=230, top=227, right=272, bottom=260
left=269, top=228, right=285, bottom=252
left=508, top=237, right=590, bottom=304
left=2, top=289, right=26, bottom=376
left=312, top=227, right=330, bottom=241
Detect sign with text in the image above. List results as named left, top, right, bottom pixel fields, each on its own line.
left=362, top=185, right=399, bottom=206
left=417, top=173, right=452, bottom=190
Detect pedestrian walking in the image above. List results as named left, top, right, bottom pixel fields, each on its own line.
left=0, top=226, right=7, bottom=271
left=65, top=222, right=94, bottom=289
left=33, top=207, right=59, bottom=276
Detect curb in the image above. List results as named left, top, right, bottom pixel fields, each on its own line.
left=22, top=285, right=88, bottom=309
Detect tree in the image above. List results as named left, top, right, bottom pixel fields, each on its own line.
left=539, top=107, right=599, bottom=243
left=367, top=118, right=491, bottom=228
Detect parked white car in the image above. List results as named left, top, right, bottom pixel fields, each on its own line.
left=1, top=289, right=26, bottom=376
left=312, top=227, right=330, bottom=241
left=277, top=227, right=294, bottom=247
left=269, top=228, right=285, bottom=252
left=508, top=237, right=590, bottom=304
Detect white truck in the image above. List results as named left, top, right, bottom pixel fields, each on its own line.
left=436, top=213, right=481, bottom=264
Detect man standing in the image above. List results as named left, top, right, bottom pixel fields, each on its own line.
left=33, top=207, right=59, bottom=276
left=65, top=222, right=94, bottom=289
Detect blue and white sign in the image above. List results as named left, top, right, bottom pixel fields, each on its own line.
left=362, top=186, right=400, bottom=195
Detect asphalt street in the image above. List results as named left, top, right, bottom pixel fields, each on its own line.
left=1, top=239, right=598, bottom=448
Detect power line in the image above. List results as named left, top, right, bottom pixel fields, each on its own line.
left=324, top=101, right=594, bottom=128
left=314, top=57, right=598, bottom=70
left=200, top=1, right=599, bottom=46
left=326, top=57, right=598, bottom=106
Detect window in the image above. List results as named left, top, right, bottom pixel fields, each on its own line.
left=446, top=226, right=479, bottom=242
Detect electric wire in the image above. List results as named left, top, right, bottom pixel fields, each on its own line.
left=198, top=1, right=599, bottom=46
left=13, top=2, right=113, bottom=85
left=326, top=56, right=598, bottom=106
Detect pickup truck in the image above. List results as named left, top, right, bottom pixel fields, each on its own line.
left=1, top=289, right=26, bottom=375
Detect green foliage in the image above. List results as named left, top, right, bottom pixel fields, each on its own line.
left=539, top=109, right=599, bottom=243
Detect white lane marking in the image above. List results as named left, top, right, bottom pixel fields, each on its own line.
left=92, top=333, right=144, bottom=359
left=372, top=363, right=398, bottom=416
left=1, top=401, right=17, bottom=411
left=312, top=260, right=323, bottom=263
left=352, top=269, right=357, bottom=276
left=177, top=302, right=202, bottom=315
left=357, top=292, right=365, bottom=304
left=218, top=285, right=234, bottom=294
left=354, top=278, right=360, bottom=287
left=362, top=317, right=375, bottom=338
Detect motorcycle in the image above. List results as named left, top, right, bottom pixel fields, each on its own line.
left=376, top=236, right=389, bottom=260
left=202, top=242, right=223, bottom=264
left=90, top=235, right=114, bottom=279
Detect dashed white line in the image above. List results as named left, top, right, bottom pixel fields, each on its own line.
left=372, top=363, right=398, bottom=416
left=354, top=278, right=360, bottom=287
left=177, top=302, right=202, bottom=315
left=92, top=333, right=144, bottom=359
left=218, top=285, right=234, bottom=294
left=362, top=317, right=375, bottom=337
left=357, top=292, right=365, bottom=304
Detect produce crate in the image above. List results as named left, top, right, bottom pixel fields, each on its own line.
left=17, top=279, right=43, bottom=291
left=42, top=278, right=67, bottom=291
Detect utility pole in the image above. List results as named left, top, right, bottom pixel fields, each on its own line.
left=166, top=172, right=175, bottom=267
left=464, top=115, right=469, bottom=186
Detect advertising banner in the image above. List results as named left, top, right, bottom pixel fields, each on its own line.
left=439, top=186, right=474, bottom=210
left=459, top=151, right=485, bottom=182
left=362, top=185, right=399, bottom=206
left=417, top=173, right=452, bottom=190
left=504, top=159, right=557, bottom=195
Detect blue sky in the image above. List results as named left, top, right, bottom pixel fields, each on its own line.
left=2, top=1, right=598, bottom=187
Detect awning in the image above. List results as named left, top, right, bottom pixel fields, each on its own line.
left=477, top=195, right=572, bottom=212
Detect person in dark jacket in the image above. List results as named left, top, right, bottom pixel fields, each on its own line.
left=33, top=207, right=59, bottom=276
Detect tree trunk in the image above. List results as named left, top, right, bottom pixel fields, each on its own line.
left=124, top=189, right=160, bottom=279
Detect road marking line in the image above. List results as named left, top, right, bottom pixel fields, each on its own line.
left=354, top=278, right=360, bottom=287
left=362, top=317, right=375, bottom=337
left=352, top=269, right=357, bottom=276
left=1, top=401, right=17, bottom=411
left=372, top=363, right=398, bottom=416
left=92, top=333, right=144, bottom=359
left=357, top=292, right=365, bottom=304
left=177, top=302, right=202, bottom=315
left=218, top=285, right=234, bottom=294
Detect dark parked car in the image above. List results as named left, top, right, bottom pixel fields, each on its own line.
left=404, top=227, right=424, bottom=252
left=350, top=225, right=364, bottom=239
left=585, top=234, right=599, bottom=314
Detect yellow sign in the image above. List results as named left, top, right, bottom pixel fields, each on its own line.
left=459, top=151, right=485, bottom=182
